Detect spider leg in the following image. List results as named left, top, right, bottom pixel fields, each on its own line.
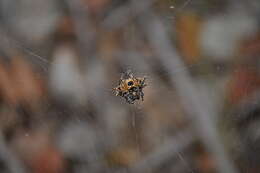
left=113, top=87, right=122, bottom=96
left=140, top=77, right=147, bottom=87
left=126, top=97, right=134, bottom=104
left=126, top=69, right=134, bottom=78
left=124, top=92, right=134, bottom=104
left=140, top=91, right=144, bottom=101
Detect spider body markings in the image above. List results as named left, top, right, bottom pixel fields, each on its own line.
left=113, top=71, right=147, bottom=104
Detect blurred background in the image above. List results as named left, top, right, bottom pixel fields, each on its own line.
left=0, top=0, right=260, bottom=172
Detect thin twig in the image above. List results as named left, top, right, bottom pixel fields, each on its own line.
left=65, top=0, right=97, bottom=59
left=102, top=0, right=156, bottom=29
left=0, top=134, right=26, bottom=173
left=138, top=10, right=238, bottom=173
left=130, top=129, right=194, bottom=173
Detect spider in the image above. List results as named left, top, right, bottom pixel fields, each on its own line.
left=113, top=70, right=147, bottom=104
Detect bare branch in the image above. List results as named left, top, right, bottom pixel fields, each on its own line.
left=137, top=9, right=238, bottom=173
left=130, top=129, right=194, bottom=173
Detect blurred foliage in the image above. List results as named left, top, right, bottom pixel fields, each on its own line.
left=0, top=0, right=259, bottom=173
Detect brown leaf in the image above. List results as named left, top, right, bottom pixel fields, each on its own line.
left=176, top=12, right=202, bottom=64
left=0, top=61, right=19, bottom=105
left=11, top=57, right=45, bottom=107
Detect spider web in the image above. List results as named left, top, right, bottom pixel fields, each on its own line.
left=0, top=0, right=212, bottom=170
left=0, top=0, right=257, bottom=173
